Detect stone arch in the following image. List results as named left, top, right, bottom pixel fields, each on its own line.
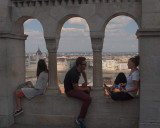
left=12, top=16, right=32, bottom=34
left=56, top=15, right=92, bottom=89
left=56, top=14, right=91, bottom=38
left=12, top=16, right=45, bottom=36
left=102, top=13, right=139, bottom=85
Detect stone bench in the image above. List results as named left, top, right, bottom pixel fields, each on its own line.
left=15, top=90, right=139, bottom=128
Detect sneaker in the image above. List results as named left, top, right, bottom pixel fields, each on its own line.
left=81, top=120, right=86, bottom=128
left=14, top=108, right=23, bottom=117
left=104, top=84, right=112, bottom=96
left=76, top=118, right=84, bottom=128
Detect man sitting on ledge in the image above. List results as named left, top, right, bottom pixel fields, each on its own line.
left=64, top=57, right=91, bottom=128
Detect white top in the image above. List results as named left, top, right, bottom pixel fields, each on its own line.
left=125, top=70, right=140, bottom=97
left=22, top=71, right=48, bottom=99
left=34, top=71, right=48, bottom=90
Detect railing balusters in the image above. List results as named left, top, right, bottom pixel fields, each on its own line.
left=11, top=0, right=141, bottom=7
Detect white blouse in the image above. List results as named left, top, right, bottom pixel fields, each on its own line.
left=125, top=70, right=140, bottom=97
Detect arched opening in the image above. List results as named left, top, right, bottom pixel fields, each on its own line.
left=103, top=16, right=139, bottom=95
left=57, top=17, right=93, bottom=94
left=24, top=19, right=47, bottom=84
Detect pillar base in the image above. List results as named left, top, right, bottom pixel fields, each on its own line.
left=0, top=114, right=14, bottom=127
left=90, top=87, right=105, bottom=97
left=139, top=123, right=160, bottom=128
left=45, top=87, right=60, bottom=96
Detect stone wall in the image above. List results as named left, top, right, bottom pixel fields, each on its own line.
left=138, top=1, right=160, bottom=128
left=15, top=90, right=139, bottom=128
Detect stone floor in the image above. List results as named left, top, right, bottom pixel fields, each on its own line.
left=11, top=124, right=73, bottom=128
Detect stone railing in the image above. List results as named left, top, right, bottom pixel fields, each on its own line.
left=11, top=0, right=141, bottom=7
left=15, top=94, right=139, bottom=128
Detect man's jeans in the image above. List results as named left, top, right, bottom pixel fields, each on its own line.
left=67, top=90, right=92, bottom=119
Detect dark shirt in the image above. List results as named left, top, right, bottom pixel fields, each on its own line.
left=64, top=66, right=81, bottom=93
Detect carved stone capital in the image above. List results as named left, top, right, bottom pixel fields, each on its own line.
left=90, top=31, right=105, bottom=39
left=91, top=38, right=103, bottom=52
left=45, top=38, right=59, bottom=53
left=136, top=28, right=160, bottom=38
left=0, top=32, right=28, bottom=40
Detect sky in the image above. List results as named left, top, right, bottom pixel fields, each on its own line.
left=24, top=16, right=138, bottom=53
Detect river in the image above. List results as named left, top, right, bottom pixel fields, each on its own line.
left=26, top=68, right=130, bottom=86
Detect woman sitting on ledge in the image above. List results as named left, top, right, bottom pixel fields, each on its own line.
left=105, top=55, right=140, bottom=101
left=14, top=59, right=48, bottom=116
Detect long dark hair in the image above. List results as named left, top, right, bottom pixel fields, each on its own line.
left=36, top=59, right=48, bottom=77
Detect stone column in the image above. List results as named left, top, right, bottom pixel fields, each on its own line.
left=0, top=33, right=27, bottom=127
left=45, top=38, right=59, bottom=95
left=136, top=29, right=160, bottom=128
left=91, top=36, right=104, bottom=88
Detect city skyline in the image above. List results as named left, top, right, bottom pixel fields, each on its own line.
left=24, top=16, right=138, bottom=53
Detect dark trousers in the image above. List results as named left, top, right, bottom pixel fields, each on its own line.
left=110, top=72, right=133, bottom=101
left=111, top=92, right=133, bottom=101
left=67, top=90, right=92, bottom=119
left=114, top=72, right=127, bottom=85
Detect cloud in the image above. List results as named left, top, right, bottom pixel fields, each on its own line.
left=59, top=25, right=91, bottom=52
left=24, top=29, right=47, bottom=53
left=68, top=18, right=89, bottom=31
left=102, top=16, right=138, bottom=52
left=105, top=16, right=137, bottom=38
left=62, top=27, right=84, bottom=32
left=68, top=18, right=87, bottom=25
left=59, top=37, right=92, bottom=52
left=103, top=30, right=138, bottom=52
left=24, top=29, right=44, bottom=39
left=106, top=16, right=132, bottom=31
left=25, top=19, right=34, bottom=24
left=110, top=16, right=132, bottom=24
left=24, top=16, right=138, bottom=53
left=61, top=27, right=89, bottom=37
left=58, top=16, right=138, bottom=52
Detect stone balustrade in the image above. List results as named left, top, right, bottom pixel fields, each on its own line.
left=11, top=0, right=141, bottom=7
left=15, top=92, right=139, bottom=128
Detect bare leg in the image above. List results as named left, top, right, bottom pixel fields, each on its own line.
left=15, top=89, right=23, bottom=110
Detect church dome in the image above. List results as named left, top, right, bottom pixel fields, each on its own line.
left=36, top=48, right=42, bottom=56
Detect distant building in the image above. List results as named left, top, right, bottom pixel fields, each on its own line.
left=25, top=48, right=47, bottom=71
left=36, top=47, right=44, bottom=60
left=57, top=57, right=69, bottom=71
left=118, top=62, right=128, bottom=70
left=25, top=56, right=30, bottom=67
left=67, top=58, right=76, bottom=68
left=102, top=59, right=118, bottom=71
